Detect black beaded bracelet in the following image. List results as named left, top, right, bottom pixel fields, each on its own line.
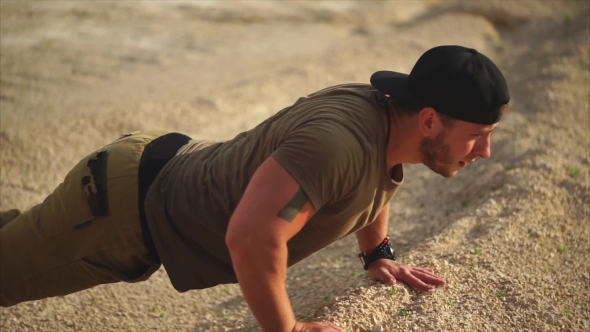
left=358, top=235, right=396, bottom=270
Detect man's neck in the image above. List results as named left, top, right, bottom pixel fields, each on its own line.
left=382, top=112, right=422, bottom=171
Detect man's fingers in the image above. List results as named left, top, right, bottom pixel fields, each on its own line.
left=414, top=267, right=435, bottom=274
left=299, top=322, right=342, bottom=332
left=326, top=322, right=343, bottom=331
left=412, top=270, right=446, bottom=285
left=412, top=268, right=445, bottom=280
left=391, top=277, right=397, bottom=285
left=377, top=271, right=397, bottom=285
left=401, top=274, right=433, bottom=291
left=385, top=275, right=397, bottom=285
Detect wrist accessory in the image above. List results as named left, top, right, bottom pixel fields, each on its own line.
left=358, top=236, right=396, bottom=270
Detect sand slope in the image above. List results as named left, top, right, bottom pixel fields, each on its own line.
left=1, top=1, right=588, bottom=331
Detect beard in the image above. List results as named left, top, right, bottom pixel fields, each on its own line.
left=419, top=130, right=457, bottom=178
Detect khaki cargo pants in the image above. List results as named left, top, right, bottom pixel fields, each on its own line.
left=0, top=131, right=170, bottom=307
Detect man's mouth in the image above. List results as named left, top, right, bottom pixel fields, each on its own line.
left=459, top=158, right=476, bottom=168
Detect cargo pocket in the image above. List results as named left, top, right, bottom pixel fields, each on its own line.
left=80, top=151, right=110, bottom=220
left=37, top=150, right=110, bottom=238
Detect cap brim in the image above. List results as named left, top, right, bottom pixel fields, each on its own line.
left=370, top=71, right=421, bottom=103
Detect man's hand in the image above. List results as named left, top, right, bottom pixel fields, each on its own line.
left=367, top=260, right=446, bottom=291
left=292, top=321, right=342, bottom=332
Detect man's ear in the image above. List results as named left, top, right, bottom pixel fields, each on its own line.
left=418, top=107, right=441, bottom=138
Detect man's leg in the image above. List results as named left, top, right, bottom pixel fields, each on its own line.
left=0, top=209, right=21, bottom=229
left=0, top=132, right=165, bottom=307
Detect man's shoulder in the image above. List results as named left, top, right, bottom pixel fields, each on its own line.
left=291, top=83, right=384, bottom=119
left=305, top=83, right=377, bottom=99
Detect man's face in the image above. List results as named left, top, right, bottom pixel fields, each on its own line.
left=419, top=120, right=498, bottom=178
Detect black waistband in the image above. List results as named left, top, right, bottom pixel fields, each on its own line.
left=138, top=132, right=191, bottom=263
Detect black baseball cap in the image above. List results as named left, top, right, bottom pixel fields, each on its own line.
left=370, top=45, right=510, bottom=125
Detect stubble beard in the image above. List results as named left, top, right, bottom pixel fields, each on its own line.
left=419, top=130, right=457, bottom=178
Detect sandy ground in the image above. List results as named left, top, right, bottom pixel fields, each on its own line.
left=0, top=1, right=588, bottom=331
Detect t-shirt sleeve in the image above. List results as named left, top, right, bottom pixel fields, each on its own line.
left=271, top=120, right=366, bottom=211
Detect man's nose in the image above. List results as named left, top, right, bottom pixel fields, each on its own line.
left=473, top=134, right=491, bottom=159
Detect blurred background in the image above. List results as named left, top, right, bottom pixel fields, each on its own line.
left=1, top=1, right=588, bottom=331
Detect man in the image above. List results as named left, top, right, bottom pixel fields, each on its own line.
left=0, top=45, right=509, bottom=332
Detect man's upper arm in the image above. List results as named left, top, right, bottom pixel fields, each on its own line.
left=271, top=120, right=365, bottom=211
left=225, top=156, right=315, bottom=248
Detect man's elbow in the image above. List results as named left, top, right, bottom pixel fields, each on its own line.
left=225, top=229, right=246, bottom=253
left=225, top=226, right=261, bottom=254
left=226, top=229, right=283, bottom=258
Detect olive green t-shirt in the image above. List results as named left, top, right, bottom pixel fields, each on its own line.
left=144, top=83, right=404, bottom=292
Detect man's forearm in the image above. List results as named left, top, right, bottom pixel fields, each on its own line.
left=355, top=203, right=390, bottom=252
left=229, top=241, right=296, bottom=332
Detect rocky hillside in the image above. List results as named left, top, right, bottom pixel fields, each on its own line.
left=1, top=1, right=588, bottom=331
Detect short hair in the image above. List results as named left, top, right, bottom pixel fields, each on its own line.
left=438, top=112, right=457, bottom=129
left=388, top=97, right=427, bottom=117
left=387, top=97, right=457, bottom=128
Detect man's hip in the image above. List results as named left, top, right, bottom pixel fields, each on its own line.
left=0, top=130, right=187, bottom=307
